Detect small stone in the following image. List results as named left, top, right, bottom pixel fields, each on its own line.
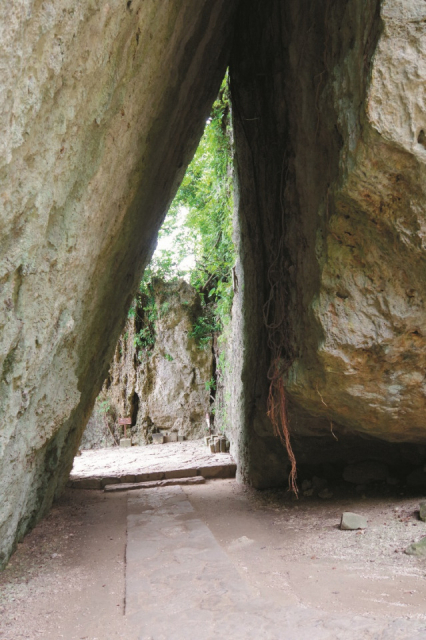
left=152, top=433, right=164, bottom=444
left=405, top=537, right=426, bottom=556
left=301, top=479, right=312, bottom=491
left=209, top=442, right=216, bottom=453
left=318, top=488, right=333, bottom=499
left=419, top=501, right=426, bottom=522
left=340, top=512, right=367, bottom=530
left=119, top=437, right=132, bottom=448
left=303, top=488, right=314, bottom=497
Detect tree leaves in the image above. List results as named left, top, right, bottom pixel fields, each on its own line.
left=139, top=73, right=235, bottom=340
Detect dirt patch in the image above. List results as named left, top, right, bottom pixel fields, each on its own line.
left=0, top=489, right=131, bottom=640
left=184, top=481, right=426, bottom=621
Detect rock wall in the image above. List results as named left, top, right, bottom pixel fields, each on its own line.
left=82, top=279, right=213, bottom=447
left=228, top=0, right=426, bottom=487
left=0, top=0, right=239, bottom=568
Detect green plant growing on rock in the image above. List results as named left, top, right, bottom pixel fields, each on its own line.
left=171, top=73, right=235, bottom=336
left=130, top=280, right=158, bottom=356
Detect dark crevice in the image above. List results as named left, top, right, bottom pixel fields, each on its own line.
left=417, top=129, right=426, bottom=149
left=208, top=336, right=218, bottom=431
left=130, top=392, right=139, bottom=427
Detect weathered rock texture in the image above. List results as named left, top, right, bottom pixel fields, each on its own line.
left=0, top=0, right=239, bottom=567
left=82, top=279, right=213, bottom=447
left=227, top=0, right=426, bottom=487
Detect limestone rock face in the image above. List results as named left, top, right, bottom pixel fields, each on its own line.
left=228, top=0, right=426, bottom=486
left=287, top=0, right=426, bottom=443
left=85, top=279, right=213, bottom=445
left=0, top=0, right=238, bottom=567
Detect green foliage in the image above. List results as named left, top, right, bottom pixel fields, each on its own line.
left=128, top=73, right=235, bottom=359
left=134, top=326, right=155, bottom=350
left=169, top=73, right=235, bottom=332
left=160, top=301, right=171, bottom=317
left=163, top=353, right=174, bottom=362
left=205, top=377, right=216, bottom=393
left=131, top=282, right=158, bottom=356
left=138, top=73, right=234, bottom=346
left=97, top=399, right=112, bottom=416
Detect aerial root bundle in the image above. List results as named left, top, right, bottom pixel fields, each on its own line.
left=267, top=360, right=298, bottom=496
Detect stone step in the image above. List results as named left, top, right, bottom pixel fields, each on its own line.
left=104, top=476, right=205, bottom=492
left=68, top=463, right=236, bottom=490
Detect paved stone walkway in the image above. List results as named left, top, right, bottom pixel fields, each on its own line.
left=125, top=487, right=426, bottom=640
left=69, top=441, right=235, bottom=489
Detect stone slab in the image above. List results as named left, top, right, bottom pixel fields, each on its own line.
left=340, top=512, right=368, bottom=530
left=134, top=471, right=165, bottom=483
left=120, top=438, right=132, bottom=448
left=70, top=461, right=237, bottom=489
left=165, top=468, right=197, bottom=479
left=119, top=474, right=136, bottom=483
left=69, top=477, right=102, bottom=490
left=70, top=442, right=237, bottom=489
left=197, top=463, right=237, bottom=478
left=100, top=476, right=123, bottom=488
left=105, top=477, right=205, bottom=492
left=419, top=501, right=426, bottom=522
left=71, top=441, right=236, bottom=484
left=152, top=434, right=165, bottom=444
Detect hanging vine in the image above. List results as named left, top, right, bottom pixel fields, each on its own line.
left=263, top=164, right=298, bottom=496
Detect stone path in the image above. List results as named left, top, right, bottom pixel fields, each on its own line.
left=69, top=441, right=236, bottom=489
left=126, top=487, right=426, bottom=640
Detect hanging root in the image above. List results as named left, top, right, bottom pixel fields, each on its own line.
left=262, top=152, right=298, bottom=495
left=267, top=360, right=298, bottom=496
